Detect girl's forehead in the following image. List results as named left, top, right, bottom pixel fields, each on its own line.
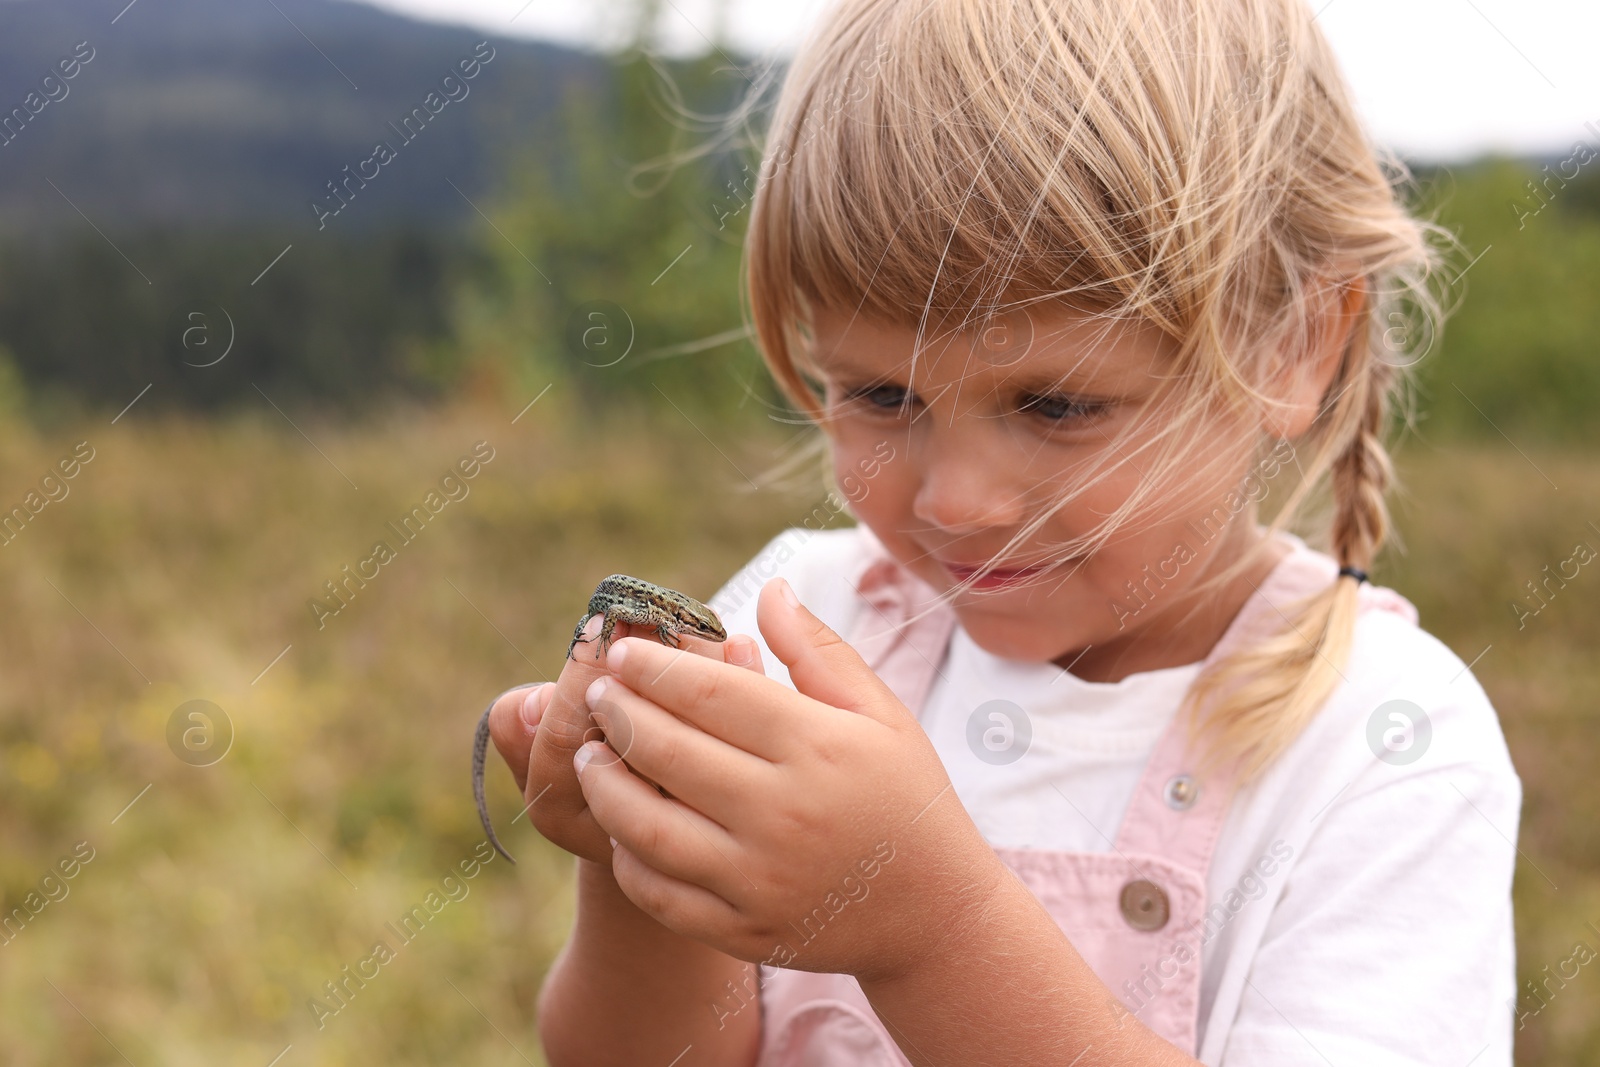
left=807, top=304, right=1178, bottom=393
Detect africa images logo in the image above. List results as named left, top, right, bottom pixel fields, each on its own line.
left=1365, top=699, right=1432, bottom=766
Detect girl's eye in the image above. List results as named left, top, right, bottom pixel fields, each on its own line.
left=844, top=384, right=912, bottom=411
left=840, top=384, right=1109, bottom=424
left=1018, top=393, right=1109, bottom=423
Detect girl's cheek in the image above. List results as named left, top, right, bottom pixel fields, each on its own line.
left=830, top=428, right=888, bottom=501
left=839, top=448, right=911, bottom=522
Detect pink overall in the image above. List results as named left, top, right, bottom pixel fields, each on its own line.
left=755, top=533, right=1419, bottom=1065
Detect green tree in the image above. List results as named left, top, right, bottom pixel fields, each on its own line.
left=452, top=6, right=774, bottom=424
left=1408, top=154, right=1600, bottom=445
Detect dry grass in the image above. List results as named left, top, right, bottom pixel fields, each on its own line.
left=1379, top=438, right=1600, bottom=1065
left=0, top=398, right=815, bottom=1066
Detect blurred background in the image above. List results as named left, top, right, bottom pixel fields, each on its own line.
left=0, top=0, right=1593, bottom=1062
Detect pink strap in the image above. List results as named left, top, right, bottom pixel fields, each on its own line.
left=1114, top=542, right=1420, bottom=860
left=852, top=554, right=959, bottom=716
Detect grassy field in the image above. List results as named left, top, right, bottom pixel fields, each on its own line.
left=0, top=400, right=1592, bottom=1064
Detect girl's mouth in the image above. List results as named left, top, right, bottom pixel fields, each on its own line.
left=941, top=561, right=1051, bottom=590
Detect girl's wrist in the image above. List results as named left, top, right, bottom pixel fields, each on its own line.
left=542, top=857, right=762, bottom=1067
left=571, top=855, right=741, bottom=964
left=573, top=854, right=669, bottom=934
left=855, top=833, right=1014, bottom=988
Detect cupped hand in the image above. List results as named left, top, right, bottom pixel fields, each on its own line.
left=571, top=577, right=1007, bottom=983
left=485, top=610, right=767, bottom=864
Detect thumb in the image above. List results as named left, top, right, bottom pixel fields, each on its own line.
left=756, top=577, right=906, bottom=724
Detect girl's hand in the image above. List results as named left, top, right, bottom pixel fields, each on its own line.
left=574, top=577, right=1008, bottom=983
left=484, top=614, right=767, bottom=865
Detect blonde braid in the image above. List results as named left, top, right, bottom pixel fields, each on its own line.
left=1329, top=359, right=1397, bottom=579
left=1178, top=338, right=1404, bottom=785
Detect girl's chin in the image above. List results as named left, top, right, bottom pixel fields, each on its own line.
left=949, top=612, right=1088, bottom=665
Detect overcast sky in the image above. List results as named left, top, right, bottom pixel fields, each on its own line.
left=352, top=0, right=1596, bottom=163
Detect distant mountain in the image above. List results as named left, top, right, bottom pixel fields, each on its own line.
left=0, top=0, right=607, bottom=233
left=0, top=0, right=1558, bottom=239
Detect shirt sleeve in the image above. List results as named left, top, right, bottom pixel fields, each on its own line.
left=1217, top=659, right=1523, bottom=1066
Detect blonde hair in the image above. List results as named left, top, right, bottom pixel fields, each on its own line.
left=737, top=0, right=1459, bottom=784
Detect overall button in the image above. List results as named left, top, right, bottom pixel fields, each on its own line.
left=1164, top=774, right=1199, bottom=810
left=1119, top=879, right=1170, bottom=931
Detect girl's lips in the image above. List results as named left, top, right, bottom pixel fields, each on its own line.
left=942, top=562, right=1049, bottom=590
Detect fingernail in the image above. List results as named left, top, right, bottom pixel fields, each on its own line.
left=520, top=685, right=548, bottom=735
left=606, top=639, right=629, bottom=674
left=574, top=743, right=597, bottom=776
left=728, top=637, right=754, bottom=667
left=583, top=613, right=604, bottom=638
left=778, top=577, right=800, bottom=609
left=585, top=675, right=609, bottom=709
left=608, top=835, right=618, bottom=849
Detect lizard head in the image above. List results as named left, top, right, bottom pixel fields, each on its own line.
left=678, top=599, right=727, bottom=643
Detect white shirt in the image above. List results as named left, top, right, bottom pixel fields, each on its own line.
left=709, top=525, right=1522, bottom=1067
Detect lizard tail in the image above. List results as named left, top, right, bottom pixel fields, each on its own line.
left=474, top=688, right=540, bottom=866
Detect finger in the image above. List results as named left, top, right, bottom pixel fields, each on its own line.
left=723, top=633, right=766, bottom=676
left=755, top=577, right=905, bottom=725
left=488, top=682, right=550, bottom=794
left=522, top=616, right=630, bottom=860
left=610, top=839, right=745, bottom=945
left=678, top=629, right=741, bottom=663
left=585, top=673, right=771, bottom=822
left=574, top=739, right=752, bottom=901
left=602, top=636, right=820, bottom=762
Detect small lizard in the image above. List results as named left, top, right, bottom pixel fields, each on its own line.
left=472, top=575, right=728, bottom=864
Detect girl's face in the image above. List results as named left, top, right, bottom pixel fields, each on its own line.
left=810, top=304, right=1289, bottom=681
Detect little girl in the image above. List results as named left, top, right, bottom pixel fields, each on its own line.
left=484, top=0, right=1521, bottom=1063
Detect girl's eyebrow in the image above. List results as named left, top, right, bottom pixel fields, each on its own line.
left=824, top=356, right=1131, bottom=398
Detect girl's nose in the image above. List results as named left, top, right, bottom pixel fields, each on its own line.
left=909, top=429, right=1027, bottom=533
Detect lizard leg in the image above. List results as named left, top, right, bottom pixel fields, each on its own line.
left=594, top=612, right=619, bottom=658
left=567, top=611, right=597, bottom=660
